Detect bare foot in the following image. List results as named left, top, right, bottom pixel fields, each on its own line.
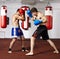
left=53, top=50, right=59, bottom=54
left=26, top=52, right=33, bottom=55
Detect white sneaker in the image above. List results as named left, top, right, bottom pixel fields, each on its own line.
left=8, top=51, right=12, bottom=53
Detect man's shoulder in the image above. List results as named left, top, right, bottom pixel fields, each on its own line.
left=13, top=13, right=18, bottom=18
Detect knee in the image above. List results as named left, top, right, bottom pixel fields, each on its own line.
left=32, top=34, right=37, bottom=38
left=11, top=39, right=16, bottom=43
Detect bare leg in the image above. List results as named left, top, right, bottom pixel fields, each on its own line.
left=21, top=36, right=28, bottom=52
left=8, top=38, right=16, bottom=53
left=47, top=39, right=59, bottom=53
left=26, top=37, right=35, bottom=55
left=21, top=36, right=25, bottom=48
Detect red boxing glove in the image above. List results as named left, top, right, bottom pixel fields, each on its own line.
left=19, top=9, right=25, bottom=15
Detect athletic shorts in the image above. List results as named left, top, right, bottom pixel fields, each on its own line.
left=32, top=25, right=49, bottom=40
left=11, top=27, right=23, bottom=38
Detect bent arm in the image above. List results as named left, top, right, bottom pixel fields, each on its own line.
left=17, top=15, right=25, bottom=21
left=37, top=12, right=47, bottom=23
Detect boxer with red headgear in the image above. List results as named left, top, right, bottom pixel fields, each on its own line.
left=8, top=9, right=28, bottom=53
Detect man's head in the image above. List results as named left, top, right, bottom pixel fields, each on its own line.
left=17, top=9, right=20, bottom=12
left=16, top=8, right=20, bottom=15
left=16, top=8, right=24, bottom=15
left=31, top=7, right=38, bottom=16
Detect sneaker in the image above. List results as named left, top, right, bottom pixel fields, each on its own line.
left=8, top=49, right=12, bottom=53
left=22, top=47, right=28, bottom=52
left=22, top=47, right=25, bottom=52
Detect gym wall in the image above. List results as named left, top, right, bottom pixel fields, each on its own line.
left=0, top=2, right=60, bottom=39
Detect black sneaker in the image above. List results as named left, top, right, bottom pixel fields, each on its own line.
left=8, top=49, right=12, bottom=53
left=22, top=47, right=28, bottom=52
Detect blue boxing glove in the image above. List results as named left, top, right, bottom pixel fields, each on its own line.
left=34, top=19, right=42, bottom=25
left=27, top=9, right=32, bottom=18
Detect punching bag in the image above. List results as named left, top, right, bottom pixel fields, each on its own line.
left=21, top=6, right=30, bottom=30
left=0, top=16, right=1, bottom=28
left=45, top=6, right=53, bottom=30
left=0, top=5, right=7, bottom=28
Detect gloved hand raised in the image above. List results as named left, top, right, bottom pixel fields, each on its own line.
left=27, top=9, right=32, bottom=18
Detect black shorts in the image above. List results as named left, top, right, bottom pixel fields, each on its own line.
left=32, top=25, right=49, bottom=40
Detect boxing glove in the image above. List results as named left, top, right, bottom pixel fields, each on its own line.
left=27, top=9, right=32, bottom=18
left=34, top=19, right=42, bottom=25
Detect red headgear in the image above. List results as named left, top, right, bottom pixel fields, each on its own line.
left=18, top=9, right=25, bottom=15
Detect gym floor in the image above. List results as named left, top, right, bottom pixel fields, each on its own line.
left=0, top=39, right=60, bottom=59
